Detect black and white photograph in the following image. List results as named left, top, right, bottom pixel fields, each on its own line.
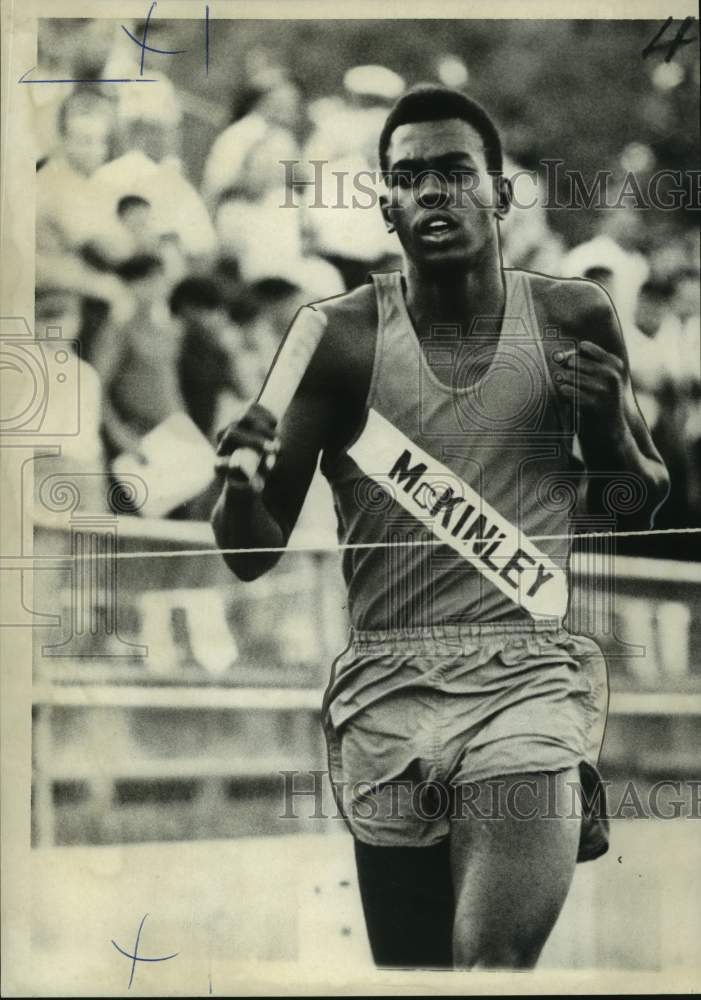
left=1, top=1, right=700, bottom=994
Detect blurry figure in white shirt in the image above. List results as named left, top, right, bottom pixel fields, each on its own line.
left=660, top=267, right=701, bottom=394
left=300, top=64, right=405, bottom=289
left=499, top=156, right=565, bottom=275
left=37, top=87, right=132, bottom=262
left=95, top=148, right=217, bottom=264
left=209, top=77, right=307, bottom=279
left=202, top=75, right=304, bottom=208
left=561, top=233, right=649, bottom=331
left=32, top=19, right=121, bottom=165
left=629, top=278, right=677, bottom=431
left=92, top=62, right=216, bottom=264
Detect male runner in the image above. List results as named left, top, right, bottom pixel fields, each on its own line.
left=212, top=86, right=669, bottom=970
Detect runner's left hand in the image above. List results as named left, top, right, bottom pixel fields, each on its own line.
left=554, top=340, right=627, bottom=429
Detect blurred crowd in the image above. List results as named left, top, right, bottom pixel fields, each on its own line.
left=32, top=19, right=700, bottom=543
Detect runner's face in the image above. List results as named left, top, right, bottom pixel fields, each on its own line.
left=382, top=118, right=499, bottom=268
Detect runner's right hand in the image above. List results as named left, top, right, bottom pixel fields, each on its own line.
left=214, top=402, right=280, bottom=492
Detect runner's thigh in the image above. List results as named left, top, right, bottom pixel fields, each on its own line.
left=449, top=767, right=581, bottom=969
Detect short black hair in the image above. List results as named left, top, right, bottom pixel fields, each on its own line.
left=117, top=194, right=151, bottom=217
left=169, top=276, right=224, bottom=315
left=673, top=265, right=699, bottom=284
left=251, top=277, right=300, bottom=301
left=639, top=277, right=674, bottom=299
left=379, top=85, right=503, bottom=176
left=583, top=266, right=614, bottom=284
left=116, top=254, right=163, bottom=283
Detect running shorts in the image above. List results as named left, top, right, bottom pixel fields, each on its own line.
left=322, top=621, right=609, bottom=861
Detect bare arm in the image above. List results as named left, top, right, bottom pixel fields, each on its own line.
left=212, top=285, right=375, bottom=580
left=211, top=386, right=333, bottom=580
left=555, top=282, right=670, bottom=528
left=211, top=310, right=358, bottom=580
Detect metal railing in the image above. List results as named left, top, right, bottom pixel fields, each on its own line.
left=30, top=515, right=701, bottom=847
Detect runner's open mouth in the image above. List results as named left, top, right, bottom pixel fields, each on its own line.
left=416, top=213, right=461, bottom=240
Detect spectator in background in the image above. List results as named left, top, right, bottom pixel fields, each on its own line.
left=241, top=254, right=345, bottom=383
left=36, top=287, right=105, bottom=470
left=95, top=149, right=217, bottom=263
left=92, top=253, right=184, bottom=462
left=686, top=386, right=701, bottom=524
left=629, top=278, right=677, bottom=432
left=169, top=277, right=251, bottom=439
left=635, top=278, right=675, bottom=341
left=560, top=233, right=648, bottom=331
left=212, top=256, right=262, bottom=328
left=558, top=235, right=692, bottom=557
left=673, top=270, right=701, bottom=499
left=91, top=254, right=215, bottom=518
left=210, top=76, right=307, bottom=277
left=214, top=180, right=305, bottom=285
left=36, top=87, right=136, bottom=389
left=93, top=74, right=217, bottom=265
left=301, top=64, right=405, bottom=289
left=580, top=266, right=614, bottom=294
left=37, top=87, right=131, bottom=262
left=158, top=231, right=189, bottom=294
left=116, top=194, right=159, bottom=254
left=54, top=86, right=115, bottom=176
left=663, top=267, right=701, bottom=395
left=499, top=155, right=565, bottom=274
left=32, top=19, right=120, bottom=166
left=629, top=268, right=700, bottom=552
left=202, top=73, right=304, bottom=209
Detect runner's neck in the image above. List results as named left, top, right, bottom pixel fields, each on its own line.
left=402, top=255, right=506, bottom=340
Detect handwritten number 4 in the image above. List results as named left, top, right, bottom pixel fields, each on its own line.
left=642, top=16, right=696, bottom=62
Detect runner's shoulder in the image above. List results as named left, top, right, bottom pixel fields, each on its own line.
left=308, top=279, right=378, bottom=335
left=305, top=279, right=378, bottom=382
left=521, top=269, right=613, bottom=323
left=520, top=268, right=621, bottom=352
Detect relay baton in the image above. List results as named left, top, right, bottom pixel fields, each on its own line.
left=217, top=305, right=328, bottom=482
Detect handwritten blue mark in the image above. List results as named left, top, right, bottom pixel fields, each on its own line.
left=140, top=2, right=157, bottom=75
left=22, top=4, right=213, bottom=87
left=121, top=24, right=188, bottom=59
left=19, top=67, right=157, bottom=85
left=111, top=913, right=179, bottom=990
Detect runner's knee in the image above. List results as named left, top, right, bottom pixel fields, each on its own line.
left=454, top=932, right=543, bottom=970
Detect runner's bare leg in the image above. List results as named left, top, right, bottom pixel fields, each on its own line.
left=450, top=768, right=581, bottom=969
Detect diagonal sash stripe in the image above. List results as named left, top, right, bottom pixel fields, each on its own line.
left=348, top=408, right=569, bottom=620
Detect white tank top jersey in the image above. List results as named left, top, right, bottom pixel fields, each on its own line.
left=319, top=268, right=587, bottom=629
